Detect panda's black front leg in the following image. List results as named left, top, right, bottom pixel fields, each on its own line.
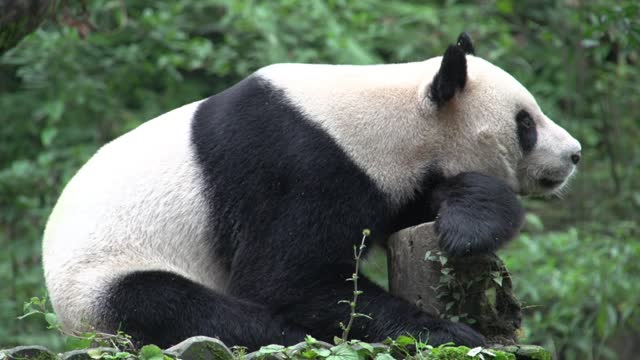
left=431, top=172, right=525, bottom=256
left=278, top=268, right=487, bottom=346
left=227, top=255, right=485, bottom=347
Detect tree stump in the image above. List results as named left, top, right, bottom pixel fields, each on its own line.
left=387, top=222, right=521, bottom=344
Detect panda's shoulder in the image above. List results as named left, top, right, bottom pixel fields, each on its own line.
left=256, top=63, right=338, bottom=79
left=254, top=63, right=350, bottom=92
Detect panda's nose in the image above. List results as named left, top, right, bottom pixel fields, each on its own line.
left=570, top=151, right=581, bottom=165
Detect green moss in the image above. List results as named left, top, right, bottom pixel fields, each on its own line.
left=425, top=346, right=516, bottom=360
left=490, top=345, right=551, bottom=360
left=513, top=345, right=551, bottom=360
left=1, top=346, right=58, bottom=360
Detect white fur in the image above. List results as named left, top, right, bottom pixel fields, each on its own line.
left=42, top=100, right=228, bottom=331
left=257, top=61, right=437, bottom=205
left=44, top=52, right=581, bottom=332
left=258, top=56, right=580, bottom=199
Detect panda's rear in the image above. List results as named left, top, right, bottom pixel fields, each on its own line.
left=42, top=100, right=228, bottom=331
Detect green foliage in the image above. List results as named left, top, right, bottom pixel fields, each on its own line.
left=503, top=220, right=640, bottom=360
left=424, top=251, right=475, bottom=324
left=138, top=345, right=171, bottom=360
left=251, top=335, right=515, bottom=360
left=1, top=1, right=638, bottom=359
left=19, top=296, right=136, bottom=352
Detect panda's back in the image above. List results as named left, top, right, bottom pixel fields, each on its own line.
left=42, top=100, right=227, bottom=329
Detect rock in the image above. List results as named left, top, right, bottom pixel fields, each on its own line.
left=0, top=346, right=57, bottom=360
left=244, top=341, right=335, bottom=360
left=491, top=345, right=552, bottom=360
left=164, top=336, right=233, bottom=360
left=61, top=348, right=118, bottom=360
left=427, top=346, right=516, bottom=360
left=244, top=352, right=283, bottom=360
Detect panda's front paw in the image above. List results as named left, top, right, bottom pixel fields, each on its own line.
left=434, top=172, right=524, bottom=257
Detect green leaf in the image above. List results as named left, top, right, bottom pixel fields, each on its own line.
left=87, top=349, right=104, bottom=359
left=43, top=100, right=65, bottom=121
left=356, top=342, right=374, bottom=354
left=439, top=256, right=448, bottom=266
left=257, top=344, right=286, bottom=355
left=41, top=127, right=58, bottom=147
left=301, top=350, right=317, bottom=359
left=374, top=354, right=395, bottom=360
left=45, top=312, right=59, bottom=328
left=305, top=334, right=318, bottom=345
left=424, top=251, right=432, bottom=261
left=395, top=335, right=415, bottom=347
left=525, top=213, right=544, bottom=231
left=496, top=0, right=514, bottom=14
left=327, top=344, right=358, bottom=360
left=65, top=336, right=93, bottom=350
left=313, top=348, right=331, bottom=357
left=139, top=345, right=164, bottom=360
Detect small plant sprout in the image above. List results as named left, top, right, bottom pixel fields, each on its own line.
left=18, top=296, right=60, bottom=330
left=19, top=296, right=136, bottom=352
left=338, top=229, right=373, bottom=343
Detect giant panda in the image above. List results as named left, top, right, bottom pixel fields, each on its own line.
left=42, top=33, right=581, bottom=350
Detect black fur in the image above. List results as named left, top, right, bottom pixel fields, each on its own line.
left=516, top=110, right=537, bottom=154
left=432, top=172, right=525, bottom=257
left=389, top=166, right=446, bottom=232
left=456, top=32, right=475, bottom=55
left=98, top=74, right=487, bottom=349
left=101, top=270, right=306, bottom=350
left=100, top=70, right=523, bottom=348
left=430, top=45, right=468, bottom=106
left=190, top=75, right=484, bottom=347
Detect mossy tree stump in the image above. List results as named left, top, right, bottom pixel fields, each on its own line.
left=387, top=222, right=522, bottom=344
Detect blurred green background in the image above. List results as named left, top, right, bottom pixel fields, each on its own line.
left=1, top=1, right=638, bottom=359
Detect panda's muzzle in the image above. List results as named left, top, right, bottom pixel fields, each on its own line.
left=538, top=177, right=564, bottom=189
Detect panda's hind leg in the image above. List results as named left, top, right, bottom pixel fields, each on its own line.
left=99, top=270, right=305, bottom=350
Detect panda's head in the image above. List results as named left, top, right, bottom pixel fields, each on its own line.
left=424, top=33, right=581, bottom=196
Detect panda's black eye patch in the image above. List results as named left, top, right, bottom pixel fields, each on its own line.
left=516, top=110, right=537, bottom=153
left=517, top=111, right=534, bottom=128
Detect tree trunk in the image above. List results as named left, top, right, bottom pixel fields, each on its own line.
left=387, top=222, right=521, bottom=344
left=0, top=0, right=59, bottom=54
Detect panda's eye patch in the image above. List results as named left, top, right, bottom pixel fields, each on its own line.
left=516, top=110, right=537, bottom=153
left=516, top=110, right=534, bottom=129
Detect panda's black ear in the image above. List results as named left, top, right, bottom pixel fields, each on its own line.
left=456, top=32, right=475, bottom=55
left=429, top=44, right=467, bottom=107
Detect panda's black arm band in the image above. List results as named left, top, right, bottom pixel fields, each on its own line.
left=432, top=172, right=525, bottom=257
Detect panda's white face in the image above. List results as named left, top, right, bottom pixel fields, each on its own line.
left=427, top=55, right=581, bottom=196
